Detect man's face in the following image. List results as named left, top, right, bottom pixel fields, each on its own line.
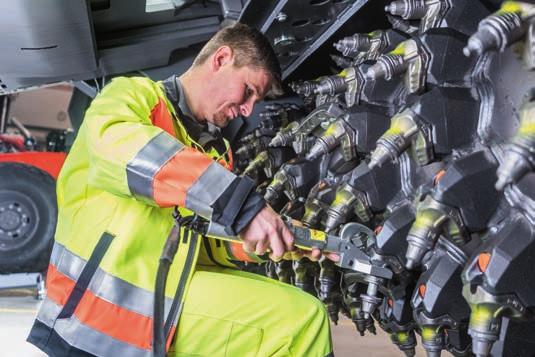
left=203, top=49, right=272, bottom=127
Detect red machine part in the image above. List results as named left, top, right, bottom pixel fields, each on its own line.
left=0, top=152, right=67, bottom=179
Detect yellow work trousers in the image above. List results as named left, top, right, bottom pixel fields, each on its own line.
left=168, top=262, right=333, bottom=356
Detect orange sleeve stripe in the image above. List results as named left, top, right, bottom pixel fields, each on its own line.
left=150, top=98, right=175, bottom=136
left=152, top=147, right=214, bottom=207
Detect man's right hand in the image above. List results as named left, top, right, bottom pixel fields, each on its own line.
left=239, top=205, right=294, bottom=261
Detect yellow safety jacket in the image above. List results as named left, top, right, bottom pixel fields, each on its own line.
left=28, top=76, right=266, bottom=356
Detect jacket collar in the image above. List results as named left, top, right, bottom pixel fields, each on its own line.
left=161, top=75, right=224, bottom=151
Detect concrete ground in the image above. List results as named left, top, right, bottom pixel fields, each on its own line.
left=1, top=288, right=444, bottom=357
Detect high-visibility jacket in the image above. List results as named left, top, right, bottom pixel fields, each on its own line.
left=28, top=76, right=266, bottom=356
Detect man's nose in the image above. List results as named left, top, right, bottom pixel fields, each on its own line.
left=240, top=98, right=254, bottom=117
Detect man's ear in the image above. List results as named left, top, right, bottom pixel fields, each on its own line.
left=211, top=46, right=234, bottom=72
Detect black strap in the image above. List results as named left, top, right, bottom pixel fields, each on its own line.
left=163, top=229, right=199, bottom=344
left=231, top=192, right=265, bottom=234
left=182, top=226, right=190, bottom=244
left=57, top=232, right=115, bottom=319
left=211, top=176, right=255, bottom=232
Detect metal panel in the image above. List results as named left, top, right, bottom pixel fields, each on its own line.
left=90, top=0, right=221, bottom=33
left=240, top=0, right=370, bottom=79
left=0, top=0, right=97, bottom=91
left=0, top=0, right=223, bottom=93
left=96, top=16, right=220, bottom=75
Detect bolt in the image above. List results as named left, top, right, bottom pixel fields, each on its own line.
left=276, top=12, right=287, bottom=22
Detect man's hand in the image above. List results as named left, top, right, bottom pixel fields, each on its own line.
left=239, top=205, right=294, bottom=261
left=239, top=206, right=340, bottom=262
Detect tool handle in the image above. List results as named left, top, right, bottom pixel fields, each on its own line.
left=205, top=218, right=330, bottom=251
left=205, top=218, right=392, bottom=279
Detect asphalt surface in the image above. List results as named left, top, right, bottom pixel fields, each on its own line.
left=1, top=288, right=439, bottom=357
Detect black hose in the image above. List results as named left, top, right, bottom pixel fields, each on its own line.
left=153, top=212, right=208, bottom=356
left=153, top=257, right=172, bottom=357
left=153, top=210, right=184, bottom=357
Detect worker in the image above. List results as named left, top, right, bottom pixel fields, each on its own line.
left=27, top=23, right=334, bottom=357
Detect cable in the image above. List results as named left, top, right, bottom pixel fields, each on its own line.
left=93, top=78, right=100, bottom=93
left=152, top=210, right=208, bottom=356
left=153, top=208, right=184, bottom=357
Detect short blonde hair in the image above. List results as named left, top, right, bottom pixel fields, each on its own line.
left=193, top=23, right=283, bottom=97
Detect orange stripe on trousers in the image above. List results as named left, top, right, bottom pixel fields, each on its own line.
left=46, top=264, right=179, bottom=351
left=75, top=289, right=153, bottom=350
left=46, top=264, right=75, bottom=306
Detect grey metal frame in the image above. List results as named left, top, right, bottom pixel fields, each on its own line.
left=239, top=0, right=370, bottom=79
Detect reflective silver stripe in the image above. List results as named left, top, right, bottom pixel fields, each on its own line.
left=206, top=221, right=235, bottom=239
left=55, top=243, right=86, bottom=282
left=49, top=242, right=63, bottom=267
left=54, top=316, right=152, bottom=357
left=88, top=267, right=173, bottom=318
left=185, top=161, right=236, bottom=219
left=50, top=241, right=85, bottom=282
left=50, top=242, right=173, bottom=318
left=36, top=298, right=154, bottom=356
left=36, top=297, right=63, bottom=327
left=126, top=131, right=183, bottom=201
